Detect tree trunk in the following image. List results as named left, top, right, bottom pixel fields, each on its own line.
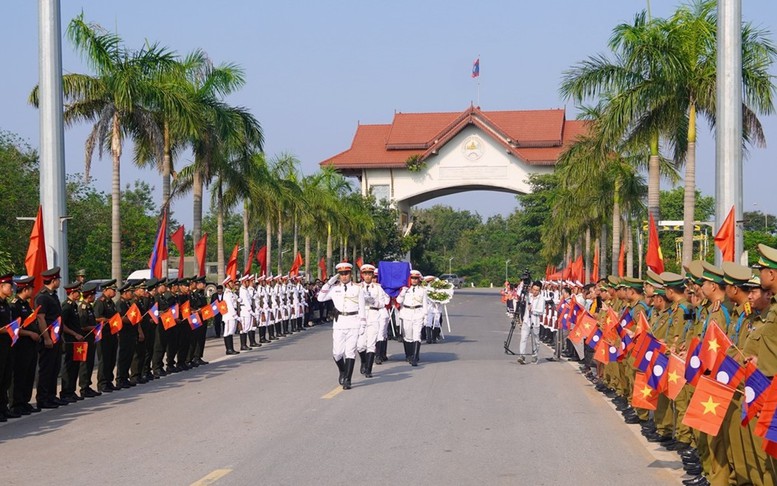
left=293, top=210, right=299, bottom=265
left=316, top=240, right=322, bottom=279
left=304, top=235, right=311, bottom=280
left=216, top=182, right=225, bottom=283
left=648, top=132, right=661, bottom=223
left=326, top=223, right=333, bottom=275
left=682, top=104, right=697, bottom=265
left=265, top=218, right=272, bottom=277
left=626, top=217, right=634, bottom=278
left=192, top=169, right=203, bottom=247
left=111, top=113, right=122, bottom=283
left=243, top=200, right=250, bottom=272
left=277, top=210, right=283, bottom=275
left=600, top=224, right=608, bottom=279
left=611, top=197, right=621, bottom=275
left=584, top=227, right=591, bottom=284
left=161, top=121, right=172, bottom=211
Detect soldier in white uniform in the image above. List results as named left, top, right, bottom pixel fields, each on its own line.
left=397, top=269, right=428, bottom=367
left=356, top=264, right=389, bottom=378
left=221, top=277, right=240, bottom=355
left=423, top=275, right=443, bottom=344
left=246, top=275, right=260, bottom=348
left=317, top=262, right=366, bottom=390
left=374, top=268, right=391, bottom=364
left=238, top=275, right=254, bottom=351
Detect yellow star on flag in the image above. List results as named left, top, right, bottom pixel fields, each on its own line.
left=701, top=395, right=720, bottom=415
left=111, top=322, right=119, bottom=328
left=707, top=339, right=720, bottom=353
left=640, top=386, right=653, bottom=399
left=583, top=323, right=592, bottom=330
left=76, top=345, right=83, bottom=353
left=130, top=311, right=137, bottom=317
left=667, top=371, right=680, bottom=384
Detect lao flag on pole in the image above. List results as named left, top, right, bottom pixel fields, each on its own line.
left=756, top=378, right=777, bottom=442
left=742, top=362, right=771, bottom=426
left=170, top=303, right=179, bottom=320
left=201, top=302, right=218, bottom=321
left=94, top=323, right=103, bottom=343
left=148, top=209, right=168, bottom=279
left=685, top=338, right=704, bottom=386
left=471, top=57, right=480, bottom=78
left=149, top=302, right=160, bottom=324
left=633, top=334, right=663, bottom=373
left=6, top=318, right=20, bottom=346
left=188, top=311, right=202, bottom=330
left=585, top=328, right=603, bottom=350
left=73, top=342, right=88, bottom=362
left=647, top=352, right=669, bottom=391
left=50, top=317, right=61, bottom=344
left=607, top=342, right=620, bottom=362
left=711, top=354, right=745, bottom=389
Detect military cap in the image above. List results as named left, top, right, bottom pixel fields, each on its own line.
left=15, top=276, right=34, bottom=289
left=41, top=267, right=61, bottom=280
left=686, top=261, right=705, bottom=285
left=102, top=279, right=117, bottom=290
left=757, top=244, right=777, bottom=270
left=168, top=278, right=179, bottom=286
left=221, top=276, right=232, bottom=286
left=81, top=282, right=98, bottom=296
left=155, top=278, right=168, bottom=287
left=360, top=264, right=376, bottom=273
left=721, top=261, right=754, bottom=287
left=0, top=272, right=13, bottom=285
left=607, top=275, right=621, bottom=287
left=335, top=262, right=353, bottom=272
left=75, top=269, right=86, bottom=276
left=744, top=274, right=762, bottom=289
left=178, top=277, right=190, bottom=286
left=700, top=261, right=725, bottom=284
left=63, top=281, right=81, bottom=292
left=195, top=276, right=206, bottom=284
left=118, top=282, right=133, bottom=293
left=144, top=278, right=158, bottom=290
left=659, top=272, right=685, bottom=289
left=409, top=269, right=422, bottom=278
left=622, top=277, right=644, bottom=289
left=645, top=270, right=664, bottom=287
left=653, top=287, right=667, bottom=296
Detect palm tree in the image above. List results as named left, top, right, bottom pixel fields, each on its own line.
left=30, top=14, right=188, bottom=281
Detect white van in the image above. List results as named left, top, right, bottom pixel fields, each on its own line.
left=126, top=269, right=179, bottom=281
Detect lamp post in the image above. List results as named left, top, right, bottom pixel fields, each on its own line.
left=505, top=259, right=510, bottom=282
left=448, top=257, right=454, bottom=275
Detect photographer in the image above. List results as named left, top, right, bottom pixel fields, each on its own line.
left=516, top=281, right=544, bottom=365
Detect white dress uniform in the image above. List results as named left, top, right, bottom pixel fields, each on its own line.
left=397, top=273, right=428, bottom=366
left=519, top=292, right=545, bottom=362
left=357, top=279, right=389, bottom=375
left=222, top=286, right=239, bottom=337
left=238, top=283, right=253, bottom=350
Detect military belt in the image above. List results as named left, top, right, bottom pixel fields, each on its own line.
left=404, top=305, right=421, bottom=309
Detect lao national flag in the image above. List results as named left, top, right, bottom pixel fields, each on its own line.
left=217, top=300, right=228, bottom=316
left=711, top=354, right=745, bottom=389
left=647, top=352, right=669, bottom=391
left=73, top=342, right=88, bottom=362
left=634, top=334, right=663, bottom=373
left=585, top=328, right=603, bottom=350
left=607, top=342, right=620, bottom=362
left=742, top=362, right=771, bottom=426
left=685, top=338, right=703, bottom=386
left=149, top=302, right=160, bottom=324
left=6, top=318, right=21, bottom=346
left=94, top=323, right=103, bottom=343
left=50, top=317, right=62, bottom=344
left=188, top=311, right=202, bottom=330
left=568, top=301, right=581, bottom=327
left=619, top=334, right=632, bottom=360
left=170, top=303, right=179, bottom=320
left=756, top=378, right=777, bottom=442
left=201, top=302, right=217, bottom=321
left=619, top=310, right=633, bottom=330
left=471, top=57, right=480, bottom=78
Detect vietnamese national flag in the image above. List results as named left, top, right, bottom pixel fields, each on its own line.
left=149, top=302, right=160, bottom=324
left=700, top=320, right=732, bottom=372
left=24, top=206, right=48, bottom=298
left=742, top=362, right=771, bottom=426
left=714, top=205, right=736, bottom=263
left=201, top=301, right=218, bottom=321
left=593, top=338, right=610, bottom=364
left=289, top=252, right=304, bottom=277
left=181, top=300, right=191, bottom=319
left=161, top=309, right=176, bottom=330
left=73, top=342, right=88, bottom=362
left=685, top=338, right=704, bottom=386
left=93, top=323, right=103, bottom=343
left=22, top=305, right=41, bottom=328
left=356, top=256, right=364, bottom=272
left=225, top=244, right=239, bottom=281
left=632, top=371, right=658, bottom=410
left=683, top=375, right=735, bottom=436
left=710, top=354, right=745, bottom=389
left=188, top=311, right=203, bottom=330
left=126, top=302, right=142, bottom=326
left=108, top=313, right=123, bottom=335
left=244, top=240, right=257, bottom=276
left=256, top=245, right=267, bottom=276
left=50, top=317, right=61, bottom=344
left=217, top=300, right=228, bottom=316
left=148, top=209, right=169, bottom=279
left=318, top=257, right=327, bottom=280
left=195, top=233, right=208, bottom=277
left=647, top=352, right=669, bottom=392
left=646, top=214, right=665, bottom=274
left=6, top=318, right=21, bottom=346
left=634, top=312, right=650, bottom=340
left=602, top=308, right=620, bottom=342
left=666, top=354, right=687, bottom=400
left=576, top=311, right=598, bottom=341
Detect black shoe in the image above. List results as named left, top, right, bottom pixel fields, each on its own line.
left=179, top=363, right=190, bottom=371
left=359, top=351, right=367, bottom=375
left=53, top=397, right=69, bottom=406
left=59, top=394, right=78, bottom=403
left=166, top=366, right=177, bottom=374
left=152, top=371, right=162, bottom=379
left=11, top=406, right=30, bottom=416
left=99, top=385, right=113, bottom=393
left=335, top=358, right=346, bottom=386
left=3, top=408, right=21, bottom=419
left=644, top=433, right=663, bottom=442
left=668, top=441, right=692, bottom=452
left=343, top=358, right=355, bottom=390
left=197, top=358, right=209, bottom=366
left=27, top=404, right=41, bottom=413
left=682, top=477, right=708, bottom=486
left=365, top=352, right=375, bottom=378
left=684, top=464, right=703, bottom=475
left=81, top=388, right=100, bottom=398
left=624, top=416, right=640, bottom=424
left=137, top=377, right=148, bottom=384
left=38, top=401, right=59, bottom=409
left=680, top=449, right=699, bottom=460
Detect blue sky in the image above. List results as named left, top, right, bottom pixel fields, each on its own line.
left=2, top=0, right=776, bottom=226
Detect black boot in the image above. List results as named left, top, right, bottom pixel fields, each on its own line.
left=284, top=320, right=291, bottom=334
left=375, top=341, right=384, bottom=365
left=343, top=358, right=355, bottom=390
left=268, top=325, right=275, bottom=340
left=276, top=322, right=284, bottom=337
left=404, top=341, right=412, bottom=362
left=224, top=336, right=239, bottom=355
left=359, top=351, right=367, bottom=375
left=259, top=327, right=268, bottom=343
left=381, top=340, right=389, bottom=361
left=297, top=317, right=305, bottom=330
left=426, top=327, right=433, bottom=344
left=239, top=333, right=250, bottom=351
left=365, top=352, right=375, bottom=378
left=433, top=328, right=441, bottom=343
left=411, top=341, right=421, bottom=366
left=248, top=330, right=260, bottom=347
left=334, top=358, right=346, bottom=385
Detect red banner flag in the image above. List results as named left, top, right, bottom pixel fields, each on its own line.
left=244, top=240, right=257, bottom=276
left=646, top=214, right=665, bottom=274
left=714, top=206, right=736, bottom=262
left=683, top=375, right=735, bottom=436
left=194, top=233, right=208, bottom=277
left=24, top=206, right=48, bottom=298
left=225, top=244, right=239, bottom=281
left=318, top=257, right=327, bottom=280
left=256, top=245, right=267, bottom=276
left=591, top=249, right=599, bottom=283
left=290, top=252, right=304, bottom=276
left=618, top=242, right=626, bottom=277
left=125, top=303, right=142, bottom=326
left=73, top=342, right=88, bottom=362
left=171, top=225, right=185, bottom=279
left=148, top=209, right=169, bottom=279
left=108, top=313, right=123, bottom=335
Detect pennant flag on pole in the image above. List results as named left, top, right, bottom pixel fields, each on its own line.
left=632, top=371, right=658, bottom=410
left=290, top=252, right=304, bottom=277
left=170, top=225, right=185, bottom=279
left=742, top=362, right=771, bottom=426
left=356, top=256, right=364, bottom=271
left=24, top=205, right=48, bottom=298
left=471, top=57, right=480, bottom=78
left=50, top=317, right=61, bottom=344
left=318, top=257, right=327, bottom=280
left=714, top=206, right=736, bottom=263
left=22, top=305, right=41, bottom=328
left=666, top=354, right=687, bottom=400
left=683, top=375, right=735, bottom=436
left=108, top=313, right=123, bottom=335
left=244, top=240, right=257, bottom=276
left=194, top=233, right=208, bottom=277
left=73, top=342, right=88, bottom=362
left=256, top=245, right=267, bottom=276
left=6, top=318, right=20, bottom=346
left=225, top=244, right=239, bottom=281
left=646, top=214, right=665, bottom=274
left=148, top=210, right=169, bottom=279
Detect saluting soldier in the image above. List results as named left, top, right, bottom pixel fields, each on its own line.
left=77, top=282, right=101, bottom=397
left=0, top=272, right=17, bottom=420
left=35, top=266, right=68, bottom=409
left=60, top=281, right=86, bottom=402
left=94, top=279, right=119, bottom=393
left=10, top=276, right=40, bottom=415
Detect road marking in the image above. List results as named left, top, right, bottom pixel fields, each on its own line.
left=321, top=386, right=344, bottom=399
left=191, top=468, right=232, bottom=486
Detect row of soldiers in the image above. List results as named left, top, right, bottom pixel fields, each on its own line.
left=532, top=243, right=777, bottom=486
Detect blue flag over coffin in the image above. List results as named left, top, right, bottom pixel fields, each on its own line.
left=377, top=261, right=411, bottom=298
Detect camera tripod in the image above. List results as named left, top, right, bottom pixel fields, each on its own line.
left=504, top=314, right=539, bottom=363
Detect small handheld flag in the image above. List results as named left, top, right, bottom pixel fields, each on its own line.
left=50, top=317, right=61, bottom=344
left=217, top=300, right=228, bottom=316
left=170, top=303, right=179, bottom=320
left=161, top=309, right=176, bottom=330
left=94, top=323, right=103, bottom=343
left=683, top=375, right=735, bottom=436
left=188, top=311, right=202, bottom=330
left=201, top=302, right=218, bottom=321
left=742, top=362, right=770, bottom=426
left=108, top=313, right=123, bottom=335
left=149, top=302, right=160, bottom=324
left=126, top=303, right=142, bottom=326
left=73, top=342, right=88, bottom=362
left=23, top=305, right=41, bottom=328
left=6, top=318, right=21, bottom=346
left=181, top=301, right=191, bottom=319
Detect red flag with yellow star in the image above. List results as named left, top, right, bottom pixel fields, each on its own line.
left=665, top=353, right=687, bottom=400
left=682, top=375, right=735, bottom=436
left=73, top=342, right=88, bottom=362
left=632, top=371, right=658, bottom=410
left=125, top=303, right=142, bottom=326
left=593, top=338, right=610, bottom=364
left=700, top=320, right=732, bottom=372
left=161, top=309, right=177, bottom=331
left=108, top=313, right=123, bottom=335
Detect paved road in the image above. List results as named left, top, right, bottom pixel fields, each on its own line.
left=3, top=289, right=683, bottom=485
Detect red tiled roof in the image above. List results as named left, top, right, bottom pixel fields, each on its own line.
left=321, top=107, right=588, bottom=169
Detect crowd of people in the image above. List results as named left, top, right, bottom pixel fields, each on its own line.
left=504, top=243, right=777, bottom=486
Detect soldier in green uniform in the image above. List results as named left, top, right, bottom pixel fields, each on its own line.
left=130, top=279, right=152, bottom=384
left=0, top=273, right=17, bottom=421
left=10, top=276, right=40, bottom=415
left=95, top=279, right=119, bottom=393
left=645, top=284, right=673, bottom=444
left=621, top=277, right=650, bottom=424
left=35, top=267, right=68, bottom=409
left=60, top=281, right=86, bottom=402
left=152, top=279, right=174, bottom=378
left=116, top=282, right=142, bottom=389
left=187, top=276, right=209, bottom=367
left=77, top=283, right=101, bottom=397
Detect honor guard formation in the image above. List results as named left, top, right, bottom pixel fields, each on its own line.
left=504, top=244, right=777, bottom=486
left=0, top=262, right=451, bottom=421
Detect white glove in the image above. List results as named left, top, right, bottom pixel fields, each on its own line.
left=328, top=276, right=339, bottom=286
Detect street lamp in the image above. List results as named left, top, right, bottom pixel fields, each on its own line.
left=505, top=259, right=511, bottom=282
left=448, top=257, right=454, bottom=274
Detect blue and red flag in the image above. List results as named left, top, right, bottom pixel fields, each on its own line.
left=6, top=318, right=21, bottom=346
left=647, top=352, right=669, bottom=391
left=50, top=317, right=61, bottom=344
left=607, top=342, right=620, bottom=362
left=711, top=354, right=745, bottom=389
left=619, top=310, right=633, bottom=330
left=585, top=328, right=603, bottom=350
left=149, top=302, right=160, bottom=324
left=148, top=209, right=169, bottom=279
left=170, top=303, right=179, bottom=320
left=472, top=57, right=480, bottom=78
left=634, top=333, right=663, bottom=372
left=188, top=311, right=202, bottom=330
left=94, top=322, right=103, bottom=343
left=742, top=362, right=771, bottom=426
left=756, top=378, right=777, bottom=443
left=684, top=338, right=703, bottom=386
